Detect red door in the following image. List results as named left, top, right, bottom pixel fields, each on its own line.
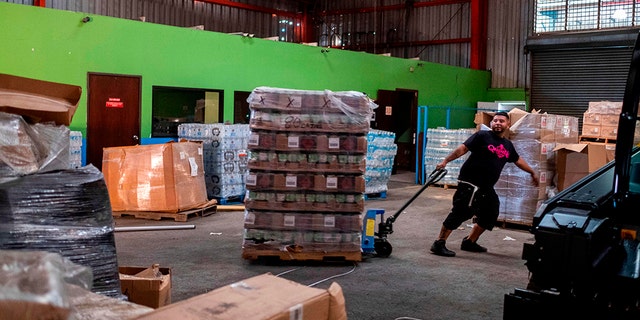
left=87, top=73, right=141, bottom=171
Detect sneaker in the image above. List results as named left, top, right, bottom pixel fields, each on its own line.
left=460, top=236, right=487, bottom=253
left=430, top=240, right=456, bottom=257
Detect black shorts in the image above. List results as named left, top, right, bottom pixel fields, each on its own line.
left=442, top=182, right=499, bottom=231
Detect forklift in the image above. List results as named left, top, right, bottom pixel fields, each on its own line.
left=503, top=31, right=640, bottom=319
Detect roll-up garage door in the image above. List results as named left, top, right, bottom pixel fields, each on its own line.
left=530, top=47, right=632, bottom=125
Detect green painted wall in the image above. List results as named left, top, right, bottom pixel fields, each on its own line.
left=0, top=2, right=492, bottom=138
left=486, top=88, right=528, bottom=109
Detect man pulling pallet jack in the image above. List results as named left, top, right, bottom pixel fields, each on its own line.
left=430, top=111, right=538, bottom=257
left=363, top=111, right=539, bottom=258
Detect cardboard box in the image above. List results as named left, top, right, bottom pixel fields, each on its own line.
left=102, top=141, right=209, bottom=212
left=600, top=114, right=619, bottom=126
left=0, top=73, right=81, bottom=126
left=581, top=124, right=601, bottom=137
left=119, top=266, right=172, bottom=309
left=474, top=109, right=561, bottom=142
left=588, top=101, right=622, bottom=114
left=67, top=282, right=154, bottom=319
left=601, top=125, right=618, bottom=139
left=554, top=115, right=580, bottom=143
left=135, top=273, right=347, bottom=320
left=583, top=112, right=602, bottom=125
left=553, top=143, right=609, bottom=191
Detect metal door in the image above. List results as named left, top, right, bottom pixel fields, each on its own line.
left=87, top=73, right=141, bottom=171
left=374, top=89, right=418, bottom=173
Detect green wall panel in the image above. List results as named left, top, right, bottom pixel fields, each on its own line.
left=0, top=2, right=492, bottom=137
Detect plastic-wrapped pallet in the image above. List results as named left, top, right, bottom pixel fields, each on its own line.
left=496, top=110, right=579, bottom=226
left=0, top=112, right=71, bottom=180
left=0, top=165, right=124, bottom=299
left=423, top=128, right=475, bottom=186
left=0, top=250, right=94, bottom=320
left=243, top=87, right=376, bottom=260
left=69, top=130, right=83, bottom=169
left=365, top=129, right=397, bottom=194
left=178, top=123, right=250, bottom=202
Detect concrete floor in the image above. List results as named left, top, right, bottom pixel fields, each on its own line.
left=113, top=171, right=534, bottom=320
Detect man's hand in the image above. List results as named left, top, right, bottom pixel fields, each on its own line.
left=530, top=172, right=539, bottom=187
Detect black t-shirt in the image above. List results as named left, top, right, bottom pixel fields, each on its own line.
left=458, top=130, right=519, bottom=188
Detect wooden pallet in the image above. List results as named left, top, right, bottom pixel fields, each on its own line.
left=579, top=135, right=617, bottom=144
left=214, top=195, right=245, bottom=205
left=496, top=218, right=532, bottom=231
left=113, top=202, right=217, bottom=222
left=242, top=247, right=361, bottom=262
left=434, top=183, right=458, bottom=190
left=364, top=191, right=387, bottom=200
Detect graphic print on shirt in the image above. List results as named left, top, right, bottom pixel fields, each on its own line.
left=487, top=144, right=509, bottom=159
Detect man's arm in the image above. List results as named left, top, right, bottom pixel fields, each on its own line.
left=514, top=157, right=539, bottom=186
left=435, top=144, right=469, bottom=170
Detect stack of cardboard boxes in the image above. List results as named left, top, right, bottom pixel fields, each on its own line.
left=581, top=101, right=622, bottom=140
left=242, top=87, right=375, bottom=259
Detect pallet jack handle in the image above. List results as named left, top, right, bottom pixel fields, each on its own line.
left=386, top=168, right=447, bottom=225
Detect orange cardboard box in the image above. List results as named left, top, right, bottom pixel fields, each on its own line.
left=102, top=141, right=208, bottom=212
left=0, top=73, right=81, bottom=126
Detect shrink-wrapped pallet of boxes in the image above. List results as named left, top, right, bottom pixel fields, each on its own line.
left=1, top=166, right=124, bottom=298
left=582, top=101, right=622, bottom=140
left=0, top=74, right=125, bottom=299
left=243, top=87, right=376, bottom=261
left=364, top=129, right=397, bottom=196
left=102, top=141, right=212, bottom=219
left=178, top=123, right=250, bottom=203
left=423, top=128, right=476, bottom=187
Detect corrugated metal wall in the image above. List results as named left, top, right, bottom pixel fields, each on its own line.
left=8, top=0, right=303, bottom=40
left=315, top=1, right=471, bottom=67
left=3, top=0, right=532, bottom=89
left=486, top=0, right=532, bottom=88
left=530, top=47, right=633, bottom=123
left=313, top=0, right=530, bottom=88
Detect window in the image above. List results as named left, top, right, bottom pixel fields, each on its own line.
left=535, top=0, right=640, bottom=34
left=151, top=86, right=224, bottom=138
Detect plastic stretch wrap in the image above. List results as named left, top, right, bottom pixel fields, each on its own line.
left=424, top=128, right=475, bottom=186
left=0, top=112, right=70, bottom=181
left=247, top=87, right=376, bottom=133
left=34, top=122, right=71, bottom=173
left=365, top=129, right=397, bottom=194
left=0, top=250, right=93, bottom=311
left=0, top=165, right=123, bottom=299
left=178, top=123, right=250, bottom=199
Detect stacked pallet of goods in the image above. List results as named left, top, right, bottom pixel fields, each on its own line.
left=423, top=128, right=476, bottom=186
left=178, top=123, right=250, bottom=203
left=69, top=130, right=83, bottom=168
left=364, top=129, right=397, bottom=197
left=242, top=87, right=375, bottom=261
left=581, top=101, right=622, bottom=141
left=0, top=74, right=123, bottom=299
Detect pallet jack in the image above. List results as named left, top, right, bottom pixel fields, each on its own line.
left=362, top=168, right=447, bottom=257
